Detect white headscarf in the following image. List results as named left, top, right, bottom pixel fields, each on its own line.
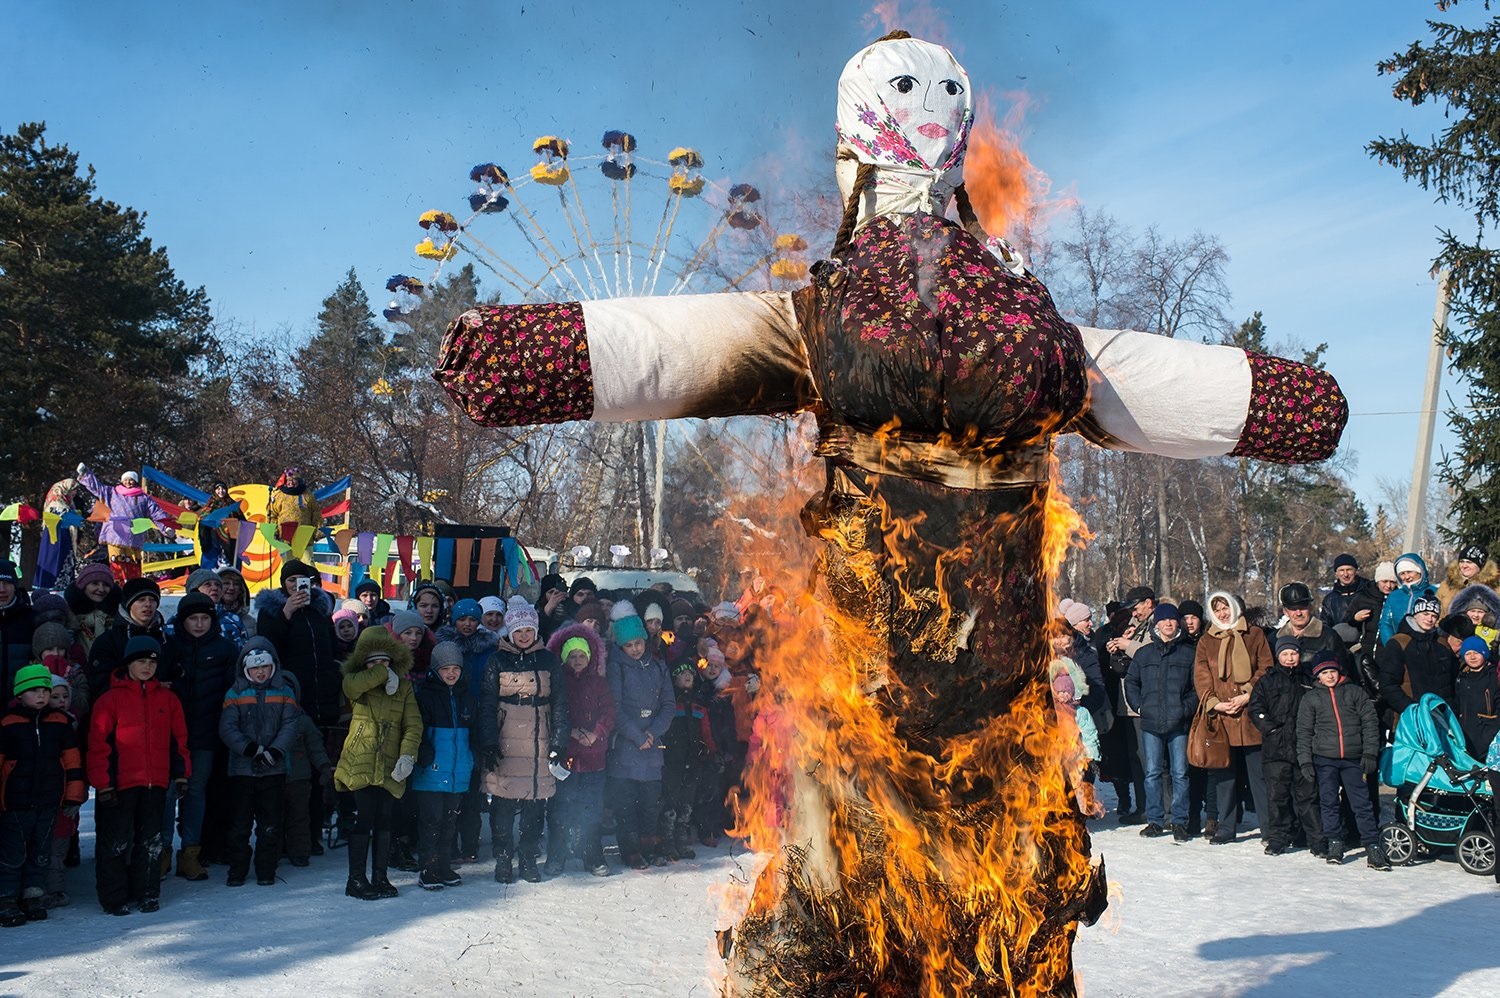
left=835, top=36, right=973, bottom=225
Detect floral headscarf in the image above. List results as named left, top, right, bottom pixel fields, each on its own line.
left=835, top=36, right=974, bottom=223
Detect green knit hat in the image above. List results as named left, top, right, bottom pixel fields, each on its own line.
left=12, top=663, right=53, bottom=697
left=561, top=636, right=592, bottom=662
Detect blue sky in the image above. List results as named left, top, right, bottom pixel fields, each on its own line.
left=0, top=0, right=1469, bottom=508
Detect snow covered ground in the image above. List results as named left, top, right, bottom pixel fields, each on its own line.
left=4, top=794, right=1499, bottom=997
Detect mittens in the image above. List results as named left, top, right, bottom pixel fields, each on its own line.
left=384, top=667, right=399, bottom=696
left=1300, top=765, right=1315, bottom=784
left=1362, top=756, right=1378, bottom=777
left=391, top=754, right=415, bottom=782
left=243, top=741, right=262, bottom=759
left=253, top=747, right=283, bottom=774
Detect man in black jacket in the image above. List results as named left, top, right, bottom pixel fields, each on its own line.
left=1124, top=604, right=1198, bottom=839
left=1320, top=554, right=1376, bottom=642
left=1276, top=582, right=1353, bottom=683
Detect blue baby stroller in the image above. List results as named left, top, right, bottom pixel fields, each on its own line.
left=1378, top=693, right=1496, bottom=876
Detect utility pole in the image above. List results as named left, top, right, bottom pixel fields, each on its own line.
left=1405, top=268, right=1452, bottom=554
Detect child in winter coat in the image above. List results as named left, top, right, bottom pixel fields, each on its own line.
left=606, top=605, right=675, bottom=869
left=1049, top=657, right=1102, bottom=818
left=434, top=598, right=496, bottom=863
left=283, top=680, right=334, bottom=867
left=480, top=596, right=570, bottom=885
left=161, top=592, right=237, bottom=882
left=218, top=638, right=301, bottom=887
left=0, top=665, right=86, bottom=925
left=87, top=636, right=189, bottom=915
left=412, top=642, right=475, bottom=891
left=334, top=626, right=422, bottom=901
left=63, top=562, right=118, bottom=659
left=43, top=677, right=82, bottom=908
left=1297, top=652, right=1389, bottom=869
left=1249, top=636, right=1327, bottom=857
left=545, top=624, right=614, bottom=876
left=660, top=660, right=715, bottom=860
left=1454, top=636, right=1500, bottom=760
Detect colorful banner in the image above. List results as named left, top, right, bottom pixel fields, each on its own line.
left=0, top=503, right=40, bottom=524
left=130, top=517, right=156, bottom=535
left=433, top=537, right=455, bottom=583
left=453, top=539, right=473, bottom=588
left=291, top=525, right=317, bottom=559
left=41, top=510, right=60, bottom=544
left=235, top=521, right=257, bottom=562
left=355, top=532, right=375, bottom=566
left=415, top=536, right=434, bottom=581
left=333, top=528, right=354, bottom=559
left=371, top=533, right=394, bottom=586
left=476, top=537, right=497, bottom=583
left=396, top=535, right=415, bottom=577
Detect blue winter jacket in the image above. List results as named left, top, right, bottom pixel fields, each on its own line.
left=412, top=678, right=475, bottom=793
left=606, top=645, right=675, bottom=781
left=1379, top=552, right=1438, bottom=646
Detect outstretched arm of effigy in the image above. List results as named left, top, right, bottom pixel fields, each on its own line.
left=433, top=293, right=1346, bottom=466
left=434, top=291, right=814, bottom=425
left=1074, top=326, right=1347, bottom=465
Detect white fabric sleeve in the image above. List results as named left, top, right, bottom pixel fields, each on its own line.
left=1074, top=326, right=1251, bottom=459
left=582, top=292, right=812, bottom=421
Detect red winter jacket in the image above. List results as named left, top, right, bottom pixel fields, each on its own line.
left=87, top=671, right=190, bottom=791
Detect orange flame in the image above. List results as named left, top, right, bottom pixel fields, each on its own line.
left=964, top=93, right=1077, bottom=253
left=712, top=438, right=1104, bottom=995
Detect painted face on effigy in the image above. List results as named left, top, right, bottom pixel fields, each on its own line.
left=836, top=37, right=972, bottom=174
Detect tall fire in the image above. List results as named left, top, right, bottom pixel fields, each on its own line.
left=713, top=83, right=1108, bottom=997
left=716, top=452, right=1107, bottom=996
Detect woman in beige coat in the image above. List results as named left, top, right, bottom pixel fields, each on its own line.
left=1193, top=591, right=1273, bottom=845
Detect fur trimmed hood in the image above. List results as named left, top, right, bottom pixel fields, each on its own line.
left=1445, top=558, right=1500, bottom=591
left=548, top=622, right=609, bottom=677
left=341, top=624, right=413, bottom=677
left=254, top=585, right=335, bottom=619
left=1452, top=583, right=1500, bottom=624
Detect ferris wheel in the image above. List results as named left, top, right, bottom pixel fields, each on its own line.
left=383, top=130, right=810, bottom=323
left=386, top=130, right=811, bottom=563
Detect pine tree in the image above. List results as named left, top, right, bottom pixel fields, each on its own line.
left=0, top=121, right=216, bottom=508
left=1370, top=5, right=1500, bottom=547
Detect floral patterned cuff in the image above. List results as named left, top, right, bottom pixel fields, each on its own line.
left=434, top=303, right=594, bottom=426
left=1229, top=352, right=1348, bottom=464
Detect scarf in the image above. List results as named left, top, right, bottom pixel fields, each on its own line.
left=1207, top=615, right=1253, bottom=685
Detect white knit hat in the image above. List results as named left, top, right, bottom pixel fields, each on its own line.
left=479, top=596, right=505, bottom=615
left=503, top=594, right=538, bottom=632
left=1374, top=561, right=1398, bottom=584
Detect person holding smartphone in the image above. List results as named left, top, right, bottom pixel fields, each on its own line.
left=255, top=559, right=340, bottom=856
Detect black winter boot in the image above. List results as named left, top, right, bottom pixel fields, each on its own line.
left=345, top=832, right=377, bottom=899
left=1366, top=843, right=1392, bottom=871
left=1325, top=839, right=1345, bottom=865
left=370, top=832, right=399, bottom=898
left=494, top=853, right=515, bottom=884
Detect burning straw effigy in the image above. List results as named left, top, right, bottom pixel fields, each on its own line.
left=433, top=30, right=1347, bottom=996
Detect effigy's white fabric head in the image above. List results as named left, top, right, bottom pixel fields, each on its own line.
left=835, top=36, right=973, bottom=219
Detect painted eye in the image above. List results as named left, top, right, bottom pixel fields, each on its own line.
left=941, top=79, right=964, bottom=97
left=889, top=75, right=918, bottom=95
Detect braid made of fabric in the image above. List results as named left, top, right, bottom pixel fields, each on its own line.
left=832, top=161, right=878, bottom=261
left=952, top=183, right=991, bottom=246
